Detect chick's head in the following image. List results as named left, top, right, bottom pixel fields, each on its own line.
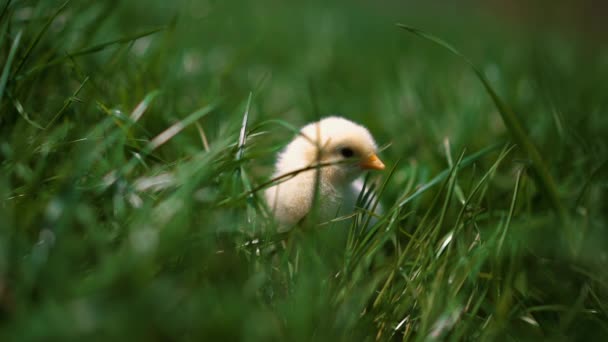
left=298, top=116, right=385, bottom=184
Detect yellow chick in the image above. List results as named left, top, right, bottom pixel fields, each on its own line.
left=265, top=116, right=385, bottom=230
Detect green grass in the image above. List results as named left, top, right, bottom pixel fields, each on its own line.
left=1, top=0, right=607, bottom=340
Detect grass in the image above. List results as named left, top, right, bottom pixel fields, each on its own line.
left=1, top=0, right=607, bottom=340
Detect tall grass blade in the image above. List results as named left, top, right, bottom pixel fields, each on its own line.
left=397, top=142, right=501, bottom=207
left=397, top=23, right=566, bottom=221
left=148, top=104, right=216, bottom=151
left=21, top=26, right=166, bottom=79
left=0, top=30, right=21, bottom=103
left=497, top=165, right=524, bottom=255
left=574, top=158, right=608, bottom=209
left=13, top=0, right=71, bottom=75
left=236, top=92, right=252, bottom=162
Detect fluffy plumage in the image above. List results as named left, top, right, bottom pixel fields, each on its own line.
left=265, top=116, right=384, bottom=230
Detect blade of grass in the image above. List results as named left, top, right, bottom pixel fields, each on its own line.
left=148, top=104, right=216, bottom=151
left=437, top=149, right=464, bottom=229
left=346, top=160, right=401, bottom=272
left=195, top=121, right=210, bottom=152
left=0, top=0, right=12, bottom=24
left=248, top=119, right=302, bottom=137
left=235, top=93, right=255, bottom=223
left=496, top=164, right=524, bottom=255
left=397, top=23, right=566, bottom=222
left=433, top=150, right=465, bottom=258
left=130, top=90, right=160, bottom=123
left=13, top=0, right=71, bottom=76
left=10, top=96, right=44, bottom=129
left=452, top=144, right=515, bottom=230
left=361, top=158, right=401, bottom=231
left=236, top=92, right=252, bottom=162
left=119, top=103, right=217, bottom=178
left=20, top=26, right=166, bottom=79
left=373, top=151, right=466, bottom=309
left=44, top=76, right=89, bottom=128
left=99, top=101, right=218, bottom=190
left=0, top=30, right=21, bottom=103
left=397, top=142, right=502, bottom=207
left=217, top=158, right=360, bottom=207
left=443, top=138, right=466, bottom=204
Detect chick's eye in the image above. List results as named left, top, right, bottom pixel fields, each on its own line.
left=339, top=147, right=354, bottom=158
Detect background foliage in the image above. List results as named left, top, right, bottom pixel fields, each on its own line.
left=1, top=0, right=607, bottom=340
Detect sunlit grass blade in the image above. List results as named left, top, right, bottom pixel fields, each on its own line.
left=195, top=121, right=211, bottom=152
left=100, top=102, right=217, bottom=190
left=235, top=93, right=256, bottom=224
left=443, top=138, right=466, bottom=204
left=44, top=76, right=89, bottom=129
left=130, top=90, right=160, bottom=123
left=148, top=103, right=216, bottom=151
left=236, top=92, right=252, bottom=162
left=10, top=96, right=44, bottom=129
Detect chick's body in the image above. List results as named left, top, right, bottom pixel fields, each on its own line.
left=265, top=117, right=384, bottom=230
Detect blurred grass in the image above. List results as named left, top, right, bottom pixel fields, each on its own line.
left=1, top=0, right=607, bottom=340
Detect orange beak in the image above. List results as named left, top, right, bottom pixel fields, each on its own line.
left=360, top=154, right=385, bottom=170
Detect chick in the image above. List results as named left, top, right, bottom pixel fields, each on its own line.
left=265, top=116, right=385, bottom=230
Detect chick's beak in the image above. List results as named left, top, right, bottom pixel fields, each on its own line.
left=360, top=154, right=385, bottom=170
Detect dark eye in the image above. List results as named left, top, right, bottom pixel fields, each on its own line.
left=339, top=147, right=354, bottom=158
